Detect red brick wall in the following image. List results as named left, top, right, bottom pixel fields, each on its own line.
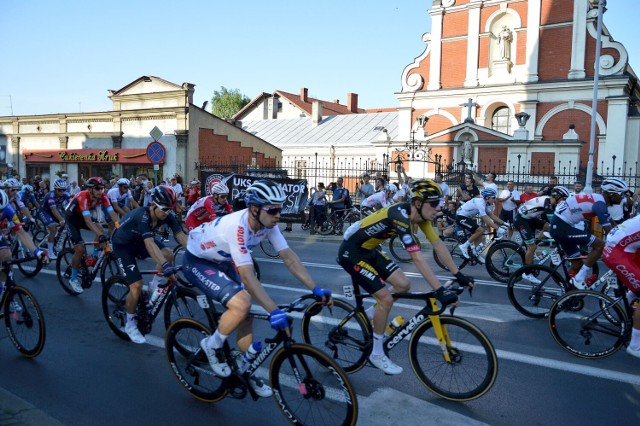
left=442, top=11, right=469, bottom=38
left=477, top=147, right=508, bottom=172
left=480, top=5, right=500, bottom=30
left=441, top=40, right=468, bottom=88
left=510, top=2, right=528, bottom=24
left=479, top=36, right=490, bottom=68
left=430, top=146, right=454, bottom=167
left=539, top=26, right=572, bottom=80
left=516, top=30, right=527, bottom=65
left=426, top=114, right=456, bottom=135
left=541, top=0, right=573, bottom=26
left=198, top=128, right=276, bottom=168
left=530, top=152, right=556, bottom=175
left=408, top=53, right=430, bottom=90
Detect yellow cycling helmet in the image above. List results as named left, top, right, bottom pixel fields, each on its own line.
left=410, top=179, right=443, bottom=201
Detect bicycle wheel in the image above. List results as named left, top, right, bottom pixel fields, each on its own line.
left=3, top=286, right=46, bottom=357
left=252, top=256, right=261, bottom=280
left=164, top=319, right=228, bottom=402
left=548, top=290, right=627, bottom=359
left=55, top=248, right=84, bottom=295
left=388, top=235, right=414, bottom=263
left=507, top=264, right=566, bottom=318
left=33, top=230, right=48, bottom=251
left=409, top=316, right=497, bottom=401
left=101, top=275, right=131, bottom=341
left=12, top=241, right=43, bottom=278
left=259, top=239, right=279, bottom=258
left=99, top=251, right=120, bottom=286
left=485, top=240, right=525, bottom=283
left=171, top=245, right=192, bottom=287
left=300, top=299, right=371, bottom=374
left=270, top=343, right=358, bottom=426
left=163, top=286, right=216, bottom=332
left=317, top=216, right=335, bottom=236
left=433, top=237, right=468, bottom=272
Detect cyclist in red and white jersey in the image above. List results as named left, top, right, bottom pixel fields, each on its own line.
left=550, top=177, right=628, bottom=289
left=360, top=183, right=397, bottom=215
left=603, top=214, right=640, bottom=359
left=184, top=181, right=233, bottom=231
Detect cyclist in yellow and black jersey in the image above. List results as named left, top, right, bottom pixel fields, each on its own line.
left=338, top=179, right=474, bottom=375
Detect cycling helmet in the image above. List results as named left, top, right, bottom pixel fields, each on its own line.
left=210, top=182, right=230, bottom=195
left=550, top=185, right=570, bottom=199
left=85, top=177, right=104, bottom=188
left=4, top=178, right=20, bottom=189
left=409, top=179, right=443, bottom=201
left=384, top=183, right=398, bottom=194
left=244, top=180, right=286, bottom=206
left=151, top=185, right=176, bottom=208
left=601, top=177, right=628, bottom=195
left=0, top=190, right=8, bottom=210
left=53, top=179, right=68, bottom=190
left=21, top=184, right=34, bottom=193
left=116, top=178, right=130, bottom=187
left=190, top=180, right=200, bottom=186
left=480, top=187, right=497, bottom=198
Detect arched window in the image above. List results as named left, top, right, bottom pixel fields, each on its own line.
left=491, top=107, right=511, bottom=134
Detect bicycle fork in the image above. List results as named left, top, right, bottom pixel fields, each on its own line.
left=428, top=299, right=456, bottom=364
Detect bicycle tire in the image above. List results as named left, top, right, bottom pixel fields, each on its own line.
left=101, top=275, right=132, bottom=341
left=259, top=239, right=279, bottom=259
left=164, top=319, right=228, bottom=402
left=300, top=299, right=371, bottom=374
left=13, top=240, right=43, bottom=278
left=507, top=264, right=566, bottom=318
left=33, top=230, right=48, bottom=251
left=270, top=343, right=359, bottom=426
left=409, top=316, right=498, bottom=401
left=317, top=216, right=335, bottom=235
left=171, top=245, right=192, bottom=287
left=55, top=248, right=85, bottom=295
left=99, top=251, right=120, bottom=286
left=548, top=290, right=628, bottom=359
left=163, top=286, right=217, bottom=336
left=388, top=235, right=415, bottom=263
left=433, top=237, right=468, bottom=272
left=3, top=286, right=46, bottom=358
left=485, top=240, right=525, bottom=283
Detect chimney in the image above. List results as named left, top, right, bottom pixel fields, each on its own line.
left=333, top=99, right=340, bottom=104
left=312, top=101, right=323, bottom=125
left=347, top=92, right=358, bottom=113
left=300, top=88, right=308, bottom=103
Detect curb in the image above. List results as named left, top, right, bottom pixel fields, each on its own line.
left=0, top=387, right=65, bottom=426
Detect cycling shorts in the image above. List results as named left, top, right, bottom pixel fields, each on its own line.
left=549, top=215, right=596, bottom=258
left=113, top=238, right=166, bottom=284
left=37, top=210, right=60, bottom=228
left=455, top=215, right=479, bottom=234
left=65, top=214, right=92, bottom=245
left=499, top=209, right=515, bottom=224
left=514, top=215, right=546, bottom=245
left=603, top=245, right=640, bottom=294
left=182, top=249, right=243, bottom=307
left=337, top=240, right=399, bottom=295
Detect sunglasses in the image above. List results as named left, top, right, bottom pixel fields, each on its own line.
left=55, top=188, right=66, bottom=192
left=154, top=203, right=172, bottom=212
left=426, top=198, right=444, bottom=208
left=93, top=186, right=105, bottom=191
left=217, top=194, right=227, bottom=199
left=262, top=206, right=282, bottom=215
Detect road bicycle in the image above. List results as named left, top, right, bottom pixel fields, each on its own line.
left=484, top=231, right=556, bottom=283
left=317, top=207, right=361, bottom=236
left=172, top=244, right=261, bottom=281
left=34, top=223, right=71, bottom=258
left=507, top=245, right=602, bottom=318
left=300, top=280, right=498, bottom=401
left=55, top=240, right=119, bottom=295
left=433, top=224, right=500, bottom=273
left=102, top=267, right=216, bottom=343
left=259, top=238, right=279, bottom=259
left=548, top=274, right=632, bottom=359
left=164, top=295, right=358, bottom=425
left=0, top=256, right=46, bottom=357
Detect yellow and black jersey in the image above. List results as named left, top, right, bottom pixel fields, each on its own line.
left=343, top=201, right=440, bottom=251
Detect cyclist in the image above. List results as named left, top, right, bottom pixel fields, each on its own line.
left=3, top=179, right=36, bottom=225
left=185, top=180, right=201, bottom=208
left=181, top=180, right=332, bottom=397
left=513, top=186, right=569, bottom=283
left=105, top=178, right=135, bottom=236
left=456, top=187, right=509, bottom=261
left=37, top=179, right=71, bottom=260
left=18, top=184, right=40, bottom=211
left=338, top=179, right=473, bottom=374
left=111, top=185, right=186, bottom=344
left=184, top=181, right=233, bottom=231
left=602, top=214, right=640, bottom=359
left=64, top=177, right=119, bottom=293
left=360, top=183, right=397, bottom=216
left=550, top=177, right=628, bottom=289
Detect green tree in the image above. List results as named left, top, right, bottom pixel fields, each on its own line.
left=211, top=86, right=250, bottom=119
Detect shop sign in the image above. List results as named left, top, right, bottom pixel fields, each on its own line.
left=23, top=149, right=160, bottom=164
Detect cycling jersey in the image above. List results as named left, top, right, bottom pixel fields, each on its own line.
left=553, top=193, right=610, bottom=227
left=360, top=191, right=392, bottom=210
left=106, top=187, right=131, bottom=209
left=604, top=215, right=640, bottom=292
left=0, top=204, right=23, bottom=234
left=456, top=197, right=491, bottom=218
left=112, top=206, right=181, bottom=246
left=65, top=190, right=113, bottom=217
left=186, top=209, right=288, bottom=267
left=39, top=191, right=70, bottom=216
left=18, top=190, right=37, bottom=207
left=9, top=192, right=25, bottom=211
left=516, top=196, right=552, bottom=220
left=185, top=195, right=233, bottom=231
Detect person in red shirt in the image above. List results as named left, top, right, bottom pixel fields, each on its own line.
left=185, top=181, right=233, bottom=231
left=519, top=184, right=537, bottom=203
left=185, top=180, right=201, bottom=208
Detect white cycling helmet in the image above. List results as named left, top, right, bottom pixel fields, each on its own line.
left=3, top=178, right=20, bottom=189
left=384, top=183, right=398, bottom=194
left=244, top=180, right=286, bottom=206
left=0, top=190, right=8, bottom=210
left=117, top=178, right=131, bottom=187
left=22, top=184, right=34, bottom=193
left=210, top=182, right=230, bottom=195
left=601, top=177, right=628, bottom=195
left=53, top=179, right=68, bottom=190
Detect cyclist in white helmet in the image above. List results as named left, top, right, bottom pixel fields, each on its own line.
left=184, top=181, right=233, bottom=231
left=105, top=178, right=135, bottom=236
left=36, top=179, right=71, bottom=259
left=360, top=183, right=398, bottom=216
left=3, top=178, right=35, bottom=225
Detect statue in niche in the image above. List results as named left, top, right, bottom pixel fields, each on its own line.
left=497, top=26, right=512, bottom=60
left=463, top=139, right=474, bottom=165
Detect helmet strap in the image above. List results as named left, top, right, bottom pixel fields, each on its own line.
left=249, top=205, right=267, bottom=229
left=413, top=199, right=429, bottom=222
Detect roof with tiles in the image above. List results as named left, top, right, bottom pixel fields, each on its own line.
left=275, top=90, right=366, bottom=115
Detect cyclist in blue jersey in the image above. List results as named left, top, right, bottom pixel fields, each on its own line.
left=18, top=184, right=39, bottom=211
left=37, top=179, right=71, bottom=259
left=3, top=179, right=36, bottom=225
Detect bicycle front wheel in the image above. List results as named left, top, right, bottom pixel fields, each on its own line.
left=300, top=299, right=371, bottom=373
left=164, top=319, right=228, bottom=402
left=4, top=286, right=46, bottom=357
left=101, top=275, right=131, bottom=341
left=485, top=240, right=525, bottom=283
left=507, top=264, right=566, bottom=318
left=99, top=251, right=120, bottom=286
left=270, top=343, right=358, bottom=426
left=548, top=290, right=627, bottom=359
left=409, top=316, right=497, bottom=401
left=259, top=239, right=279, bottom=258
left=388, top=235, right=414, bottom=263
left=171, top=245, right=192, bottom=287
left=433, top=237, right=468, bottom=272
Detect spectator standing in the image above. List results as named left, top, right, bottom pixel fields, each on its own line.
left=571, top=181, right=584, bottom=196
left=519, top=185, right=537, bottom=203
left=356, top=174, right=375, bottom=206
left=185, top=180, right=201, bottom=208
left=309, top=182, right=327, bottom=235
left=328, top=177, right=348, bottom=235
left=435, top=173, right=450, bottom=204
left=537, top=176, right=557, bottom=197
left=498, top=180, right=521, bottom=224
left=69, top=180, right=81, bottom=196
left=456, top=174, right=480, bottom=203
left=473, top=172, right=498, bottom=194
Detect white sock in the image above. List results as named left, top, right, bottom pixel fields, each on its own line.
left=575, top=265, right=592, bottom=282
left=126, top=313, right=136, bottom=325
left=149, top=274, right=163, bottom=291
left=371, top=333, right=384, bottom=358
left=365, top=305, right=376, bottom=321
left=48, top=242, right=54, bottom=253
left=460, top=241, right=469, bottom=249
left=630, top=329, right=640, bottom=351
left=206, top=329, right=228, bottom=350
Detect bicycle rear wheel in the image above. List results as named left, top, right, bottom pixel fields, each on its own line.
left=163, top=287, right=216, bottom=332
left=259, top=239, right=279, bottom=258
left=548, top=290, right=627, bottom=359
left=485, top=240, right=525, bottom=283
left=507, top=264, right=566, bottom=318
left=300, top=299, right=371, bottom=374
left=164, top=319, right=228, bottom=402
left=433, top=237, right=468, bottom=272
left=409, top=316, right=497, bottom=401
left=270, top=343, right=358, bottom=426
left=3, top=286, right=46, bottom=357
left=317, top=216, right=335, bottom=235
left=388, top=235, right=415, bottom=263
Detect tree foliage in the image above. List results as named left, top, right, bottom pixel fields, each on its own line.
left=210, top=86, right=250, bottom=119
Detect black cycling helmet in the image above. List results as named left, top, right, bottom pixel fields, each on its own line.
left=85, top=177, right=105, bottom=188
left=410, top=179, right=443, bottom=201
left=150, top=185, right=176, bottom=208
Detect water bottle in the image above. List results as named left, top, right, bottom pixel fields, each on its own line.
left=385, top=316, right=405, bottom=335
left=85, top=252, right=98, bottom=268
left=149, top=284, right=166, bottom=306
left=241, top=341, right=263, bottom=372
left=534, top=250, right=549, bottom=264
left=550, top=249, right=562, bottom=266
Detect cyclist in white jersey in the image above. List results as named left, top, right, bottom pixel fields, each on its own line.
left=550, top=177, right=628, bottom=289
left=456, top=187, right=509, bottom=260
left=513, top=186, right=569, bottom=283
left=361, top=183, right=397, bottom=216
left=182, top=180, right=332, bottom=397
left=603, top=215, right=640, bottom=359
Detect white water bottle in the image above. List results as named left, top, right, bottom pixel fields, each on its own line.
left=149, top=285, right=166, bottom=305
left=550, top=249, right=562, bottom=266
left=241, top=341, right=262, bottom=372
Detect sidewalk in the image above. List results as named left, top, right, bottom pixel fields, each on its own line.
left=0, top=387, right=64, bottom=426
